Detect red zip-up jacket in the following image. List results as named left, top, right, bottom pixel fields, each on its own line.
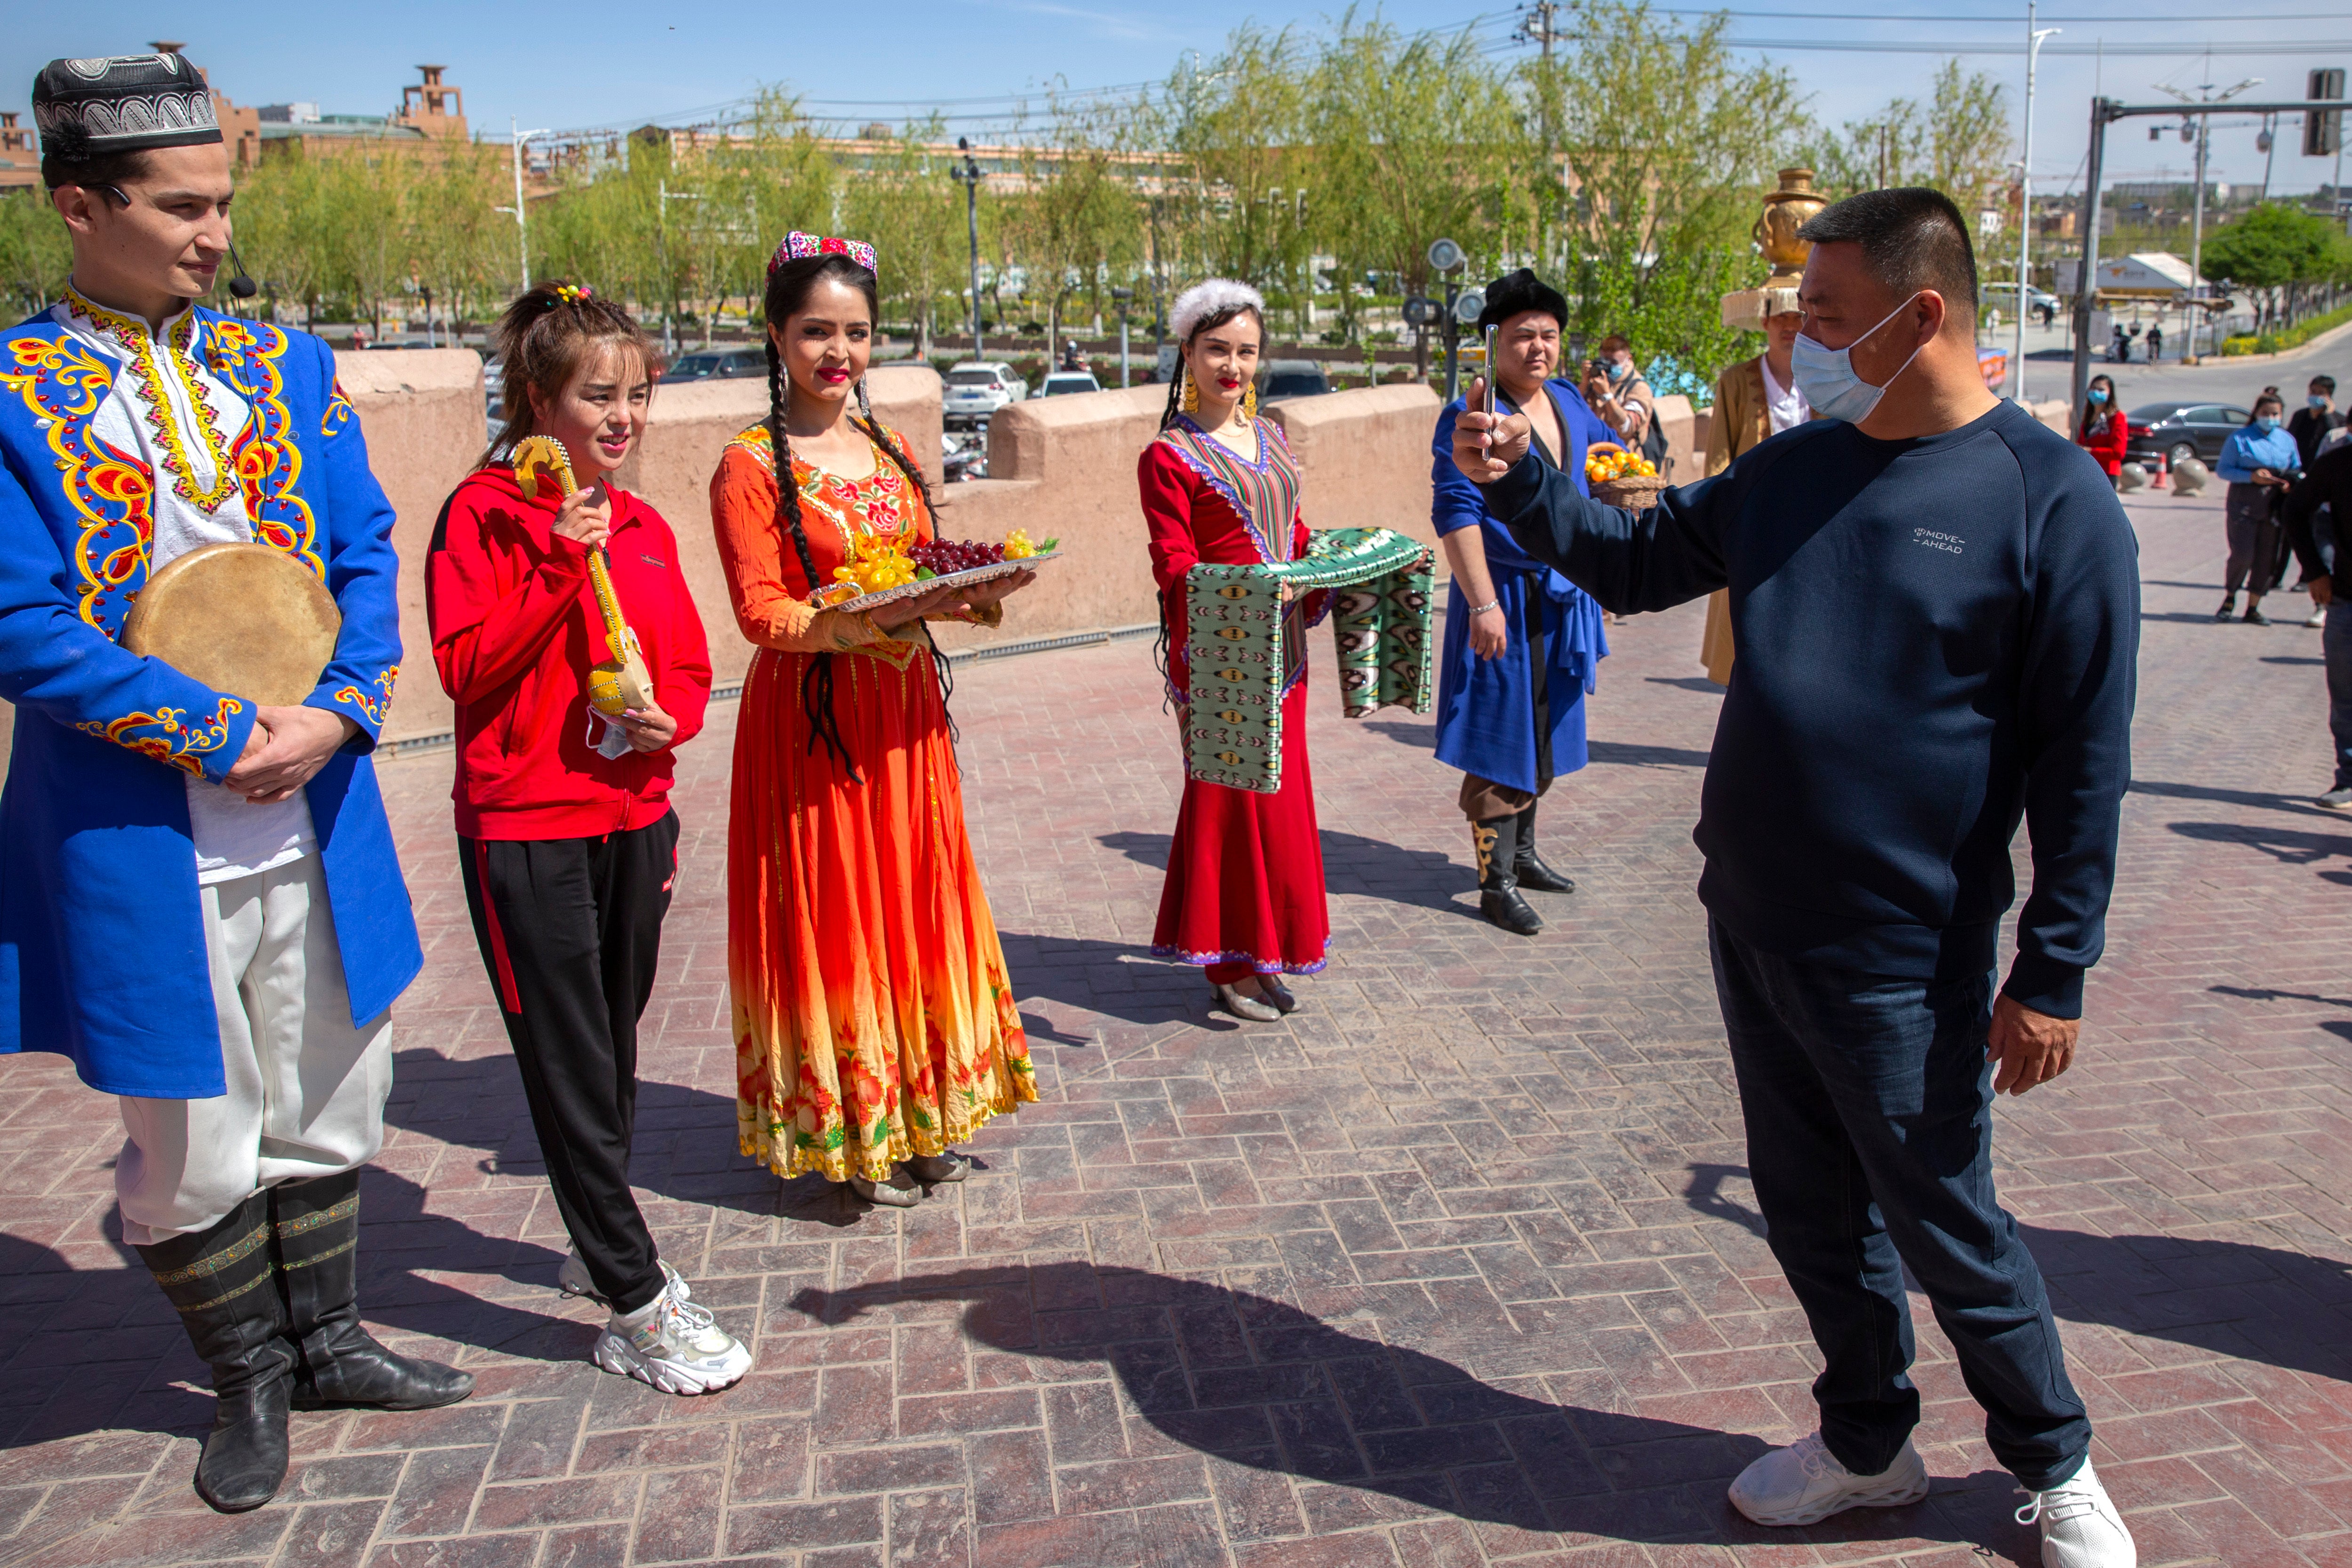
left=428, top=466, right=712, bottom=840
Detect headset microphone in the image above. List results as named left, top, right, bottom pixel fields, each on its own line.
left=226, top=240, right=258, bottom=300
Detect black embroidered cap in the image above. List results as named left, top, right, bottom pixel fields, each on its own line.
left=33, top=52, right=222, bottom=162
left=1477, top=268, right=1571, bottom=334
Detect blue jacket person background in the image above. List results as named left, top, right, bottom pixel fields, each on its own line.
left=0, top=51, right=468, bottom=1516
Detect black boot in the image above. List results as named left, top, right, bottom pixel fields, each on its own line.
left=271, top=1172, right=474, bottom=1412
left=136, top=1191, right=294, bottom=1513
left=1474, top=813, right=1543, bottom=936
left=1512, top=803, right=1576, bottom=894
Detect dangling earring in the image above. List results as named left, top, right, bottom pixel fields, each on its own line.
left=1240, top=382, right=1258, bottom=422
left=1180, top=366, right=1199, bottom=414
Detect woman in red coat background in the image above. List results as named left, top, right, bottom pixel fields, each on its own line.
left=2076, top=373, right=2130, bottom=485
left=1140, top=279, right=1329, bottom=1024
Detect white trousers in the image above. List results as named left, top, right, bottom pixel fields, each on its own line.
left=115, top=856, right=392, bottom=1247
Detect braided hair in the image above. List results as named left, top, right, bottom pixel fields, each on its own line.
left=477, top=279, right=659, bottom=469
left=762, top=252, right=954, bottom=782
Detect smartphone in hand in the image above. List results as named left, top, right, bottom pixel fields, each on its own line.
left=1482, top=325, right=1498, bottom=416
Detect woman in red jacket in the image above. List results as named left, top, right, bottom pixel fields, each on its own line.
left=2076, top=374, right=2129, bottom=485
left=428, top=282, right=748, bottom=1396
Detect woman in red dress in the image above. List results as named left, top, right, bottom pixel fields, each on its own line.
left=2075, top=374, right=2130, bottom=486
left=1140, top=280, right=1329, bottom=1023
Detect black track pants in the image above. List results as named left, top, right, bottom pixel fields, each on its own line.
left=459, top=812, right=679, bottom=1316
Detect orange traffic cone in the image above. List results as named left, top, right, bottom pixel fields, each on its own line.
left=2152, top=450, right=2169, bottom=490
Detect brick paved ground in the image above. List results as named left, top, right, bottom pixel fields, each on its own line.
left=3, top=486, right=2350, bottom=1567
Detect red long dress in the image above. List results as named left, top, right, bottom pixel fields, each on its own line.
left=1140, top=418, right=1330, bottom=982
left=2077, top=410, right=2130, bottom=478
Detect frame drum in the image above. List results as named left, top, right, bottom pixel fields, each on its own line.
left=121, top=542, right=341, bottom=709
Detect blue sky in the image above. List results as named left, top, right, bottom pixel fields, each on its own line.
left=8, top=3, right=2349, bottom=199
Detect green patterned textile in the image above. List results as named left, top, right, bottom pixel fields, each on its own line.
left=1184, top=528, right=1435, bottom=792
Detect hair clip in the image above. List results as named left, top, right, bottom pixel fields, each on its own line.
left=551, top=283, right=593, bottom=306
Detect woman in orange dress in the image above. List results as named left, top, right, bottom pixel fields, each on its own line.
left=709, top=233, right=1036, bottom=1207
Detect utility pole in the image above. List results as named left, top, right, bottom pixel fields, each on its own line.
left=1516, top=0, right=1565, bottom=268
left=951, top=138, right=985, bottom=363
left=499, top=119, right=552, bottom=292
left=2015, top=7, right=2059, bottom=403
left=2158, top=76, right=2259, bottom=361
left=1112, top=287, right=1133, bottom=387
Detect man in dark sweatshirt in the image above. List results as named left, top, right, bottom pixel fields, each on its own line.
left=1454, top=189, right=2139, bottom=1566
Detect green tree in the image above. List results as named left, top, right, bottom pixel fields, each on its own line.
left=1007, top=97, right=1143, bottom=352
left=2202, top=201, right=2339, bottom=327
left=842, top=116, right=969, bottom=358
left=0, top=192, right=72, bottom=318
left=1152, top=27, right=1316, bottom=318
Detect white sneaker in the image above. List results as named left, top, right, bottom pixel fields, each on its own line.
left=592, top=1277, right=752, bottom=1394
left=2305, top=605, right=2327, bottom=629
left=556, top=1247, right=687, bottom=1309
left=2016, top=1458, right=2136, bottom=1568
left=1727, top=1432, right=1930, bottom=1527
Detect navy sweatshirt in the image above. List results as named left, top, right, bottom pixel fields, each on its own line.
left=1483, top=399, right=2138, bottom=1017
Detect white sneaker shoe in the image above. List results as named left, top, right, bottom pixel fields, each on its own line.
left=592, top=1276, right=752, bottom=1394
left=1728, top=1432, right=1930, bottom=1526
left=2016, top=1458, right=2136, bottom=1568
left=2306, top=605, right=2328, bottom=629
left=556, top=1247, right=687, bottom=1308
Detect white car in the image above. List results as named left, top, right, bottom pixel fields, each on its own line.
left=942, top=361, right=1028, bottom=422
left=1040, top=371, right=1101, bottom=397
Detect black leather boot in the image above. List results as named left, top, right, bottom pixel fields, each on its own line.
left=1512, top=802, right=1577, bottom=894
left=136, top=1191, right=294, bottom=1513
left=1474, top=813, right=1543, bottom=936
left=272, top=1171, right=474, bottom=1412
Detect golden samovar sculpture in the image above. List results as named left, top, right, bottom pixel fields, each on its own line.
left=1720, top=167, right=1826, bottom=332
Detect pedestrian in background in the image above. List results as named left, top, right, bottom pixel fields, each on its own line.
left=2291, top=375, right=2344, bottom=469
left=1581, top=333, right=1654, bottom=454
left=2286, top=441, right=2352, bottom=807
left=2216, top=391, right=2300, bottom=625
left=2146, top=323, right=2162, bottom=362
left=2075, top=373, right=2129, bottom=489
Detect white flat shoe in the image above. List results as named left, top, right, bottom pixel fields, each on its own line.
left=2018, top=1458, right=2136, bottom=1568
left=850, top=1169, right=924, bottom=1207
left=1212, top=982, right=1280, bottom=1022
left=906, top=1153, right=968, bottom=1184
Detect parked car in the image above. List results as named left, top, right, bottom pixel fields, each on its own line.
left=663, top=347, right=766, bottom=382
left=942, top=361, right=1028, bottom=423
left=2126, top=401, right=2250, bottom=469
left=1260, top=359, right=1331, bottom=403
left=1040, top=371, right=1102, bottom=397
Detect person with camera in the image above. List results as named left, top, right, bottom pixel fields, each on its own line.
left=1580, top=333, right=1654, bottom=453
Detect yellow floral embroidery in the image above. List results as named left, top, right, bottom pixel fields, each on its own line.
left=333, top=665, right=397, bottom=724
left=206, top=319, right=325, bottom=582
left=63, top=286, right=239, bottom=511
left=75, top=698, right=244, bottom=777
left=1, top=335, right=154, bottom=632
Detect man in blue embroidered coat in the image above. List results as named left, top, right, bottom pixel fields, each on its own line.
left=1, top=52, right=469, bottom=1515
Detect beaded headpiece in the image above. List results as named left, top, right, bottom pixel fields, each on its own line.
left=770, top=231, right=878, bottom=279
left=550, top=283, right=593, bottom=307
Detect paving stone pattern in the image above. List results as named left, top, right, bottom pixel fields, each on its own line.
left=1, top=487, right=2349, bottom=1566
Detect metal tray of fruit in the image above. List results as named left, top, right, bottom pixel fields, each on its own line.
left=824, top=552, right=1061, bottom=618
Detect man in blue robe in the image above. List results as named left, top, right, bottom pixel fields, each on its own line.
left=1428, top=270, right=1611, bottom=935
left=1, top=51, right=468, bottom=1514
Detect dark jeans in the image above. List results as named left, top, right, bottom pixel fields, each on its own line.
left=459, top=812, right=679, bottom=1315
left=2328, top=602, right=2352, bottom=790
left=1708, top=919, right=2091, bottom=1490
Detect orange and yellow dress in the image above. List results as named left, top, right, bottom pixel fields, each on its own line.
left=709, top=422, right=1034, bottom=1183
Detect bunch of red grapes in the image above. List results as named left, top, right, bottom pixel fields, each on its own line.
left=908, top=539, right=1005, bottom=576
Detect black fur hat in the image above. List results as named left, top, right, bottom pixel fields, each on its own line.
left=1477, top=268, right=1570, bottom=334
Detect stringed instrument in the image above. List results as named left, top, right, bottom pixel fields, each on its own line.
left=511, top=435, right=654, bottom=717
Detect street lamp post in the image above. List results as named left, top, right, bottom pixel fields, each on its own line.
left=1111, top=287, right=1134, bottom=387
left=2159, top=77, right=2260, bottom=361
left=951, top=138, right=985, bottom=363
left=2013, top=9, right=2059, bottom=402
left=498, top=119, right=552, bottom=292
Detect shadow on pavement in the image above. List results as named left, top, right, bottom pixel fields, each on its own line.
left=0, top=1160, right=581, bottom=1455
left=2166, top=818, right=2352, bottom=864
left=787, top=1260, right=2032, bottom=1555
left=1587, top=740, right=1713, bottom=770
left=1097, top=828, right=1471, bottom=918
left=1680, top=1164, right=2352, bottom=1385
left=2129, top=778, right=2338, bottom=817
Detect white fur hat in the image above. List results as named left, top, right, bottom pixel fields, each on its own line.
left=1168, top=279, right=1266, bottom=345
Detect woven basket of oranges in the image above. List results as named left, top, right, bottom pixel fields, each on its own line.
left=1584, top=442, right=1667, bottom=508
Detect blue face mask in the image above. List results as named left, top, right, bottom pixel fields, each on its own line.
left=2314, top=395, right=2332, bottom=410
left=1606, top=358, right=1631, bottom=382
left=2088, top=388, right=2108, bottom=404
left=1790, top=294, right=1925, bottom=425
left=2254, top=416, right=2281, bottom=434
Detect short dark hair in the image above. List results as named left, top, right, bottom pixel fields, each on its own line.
left=2314, top=375, right=2337, bottom=396
left=2253, top=392, right=2285, bottom=414
left=1796, top=186, right=1978, bottom=315
left=41, top=146, right=150, bottom=193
